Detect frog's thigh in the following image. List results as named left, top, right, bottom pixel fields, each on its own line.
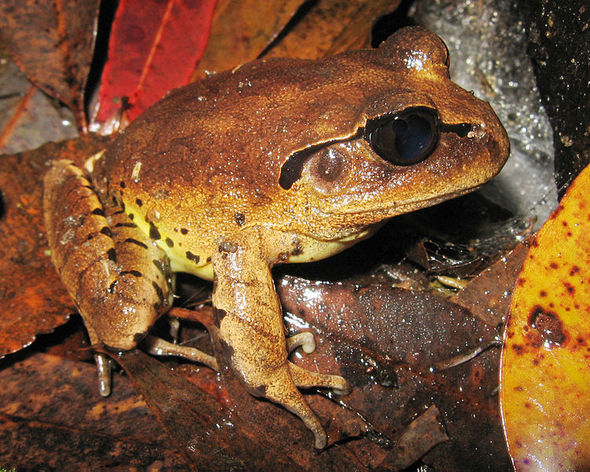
left=43, top=159, right=173, bottom=351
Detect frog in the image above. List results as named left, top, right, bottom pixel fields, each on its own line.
left=42, top=27, right=510, bottom=449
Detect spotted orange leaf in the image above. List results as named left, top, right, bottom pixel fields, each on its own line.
left=500, top=164, right=590, bottom=471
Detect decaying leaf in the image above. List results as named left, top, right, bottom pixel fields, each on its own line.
left=0, top=134, right=110, bottom=358
left=116, top=348, right=314, bottom=471
left=94, top=0, right=218, bottom=130
left=193, top=0, right=398, bottom=82
left=120, top=306, right=370, bottom=469
left=0, top=0, right=100, bottom=131
left=278, top=276, right=512, bottom=470
left=501, top=164, right=590, bottom=471
left=0, top=352, right=188, bottom=469
left=452, top=240, right=531, bottom=327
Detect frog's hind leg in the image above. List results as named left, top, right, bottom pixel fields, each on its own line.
left=43, top=159, right=215, bottom=393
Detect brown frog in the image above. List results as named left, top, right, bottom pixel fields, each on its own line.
left=43, top=27, right=509, bottom=448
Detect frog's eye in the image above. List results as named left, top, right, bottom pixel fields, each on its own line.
left=365, top=108, right=439, bottom=165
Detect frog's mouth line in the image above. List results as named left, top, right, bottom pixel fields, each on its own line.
left=323, top=183, right=482, bottom=220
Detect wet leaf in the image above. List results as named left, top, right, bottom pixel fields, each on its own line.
left=0, top=0, right=100, bottom=131
left=0, top=352, right=188, bottom=469
left=0, top=135, right=111, bottom=358
left=265, top=0, right=400, bottom=60
left=501, top=164, right=590, bottom=471
left=0, top=44, right=78, bottom=154
left=93, top=0, right=218, bottom=131
left=278, top=276, right=512, bottom=470
left=379, top=405, right=449, bottom=470
left=116, top=348, right=306, bottom=471
left=115, top=307, right=369, bottom=470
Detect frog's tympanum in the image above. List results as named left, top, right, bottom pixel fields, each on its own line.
left=43, top=27, right=509, bottom=448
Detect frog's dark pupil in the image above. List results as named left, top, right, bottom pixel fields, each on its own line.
left=367, top=107, right=439, bottom=165
left=391, top=114, right=432, bottom=160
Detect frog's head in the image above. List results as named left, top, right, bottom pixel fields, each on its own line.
left=273, top=27, right=510, bottom=239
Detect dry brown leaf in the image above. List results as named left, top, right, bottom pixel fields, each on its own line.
left=192, top=0, right=306, bottom=80
left=0, top=134, right=110, bottom=358
left=0, top=1, right=100, bottom=131
left=265, top=0, right=401, bottom=60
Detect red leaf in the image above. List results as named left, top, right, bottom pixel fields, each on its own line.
left=94, top=0, right=217, bottom=130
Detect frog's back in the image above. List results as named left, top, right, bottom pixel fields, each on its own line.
left=102, top=51, right=395, bottom=197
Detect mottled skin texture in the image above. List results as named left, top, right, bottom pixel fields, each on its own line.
left=43, top=27, right=509, bottom=448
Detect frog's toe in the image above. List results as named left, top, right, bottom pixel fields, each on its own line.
left=262, top=373, right=328, bottom=449
left=95, top=353, right=112, bottom=397
left=142, top=335, right=219, bottom=371
left=286, top=332, right=316, bottom=354
left=289, top=362, right=351, bottom=395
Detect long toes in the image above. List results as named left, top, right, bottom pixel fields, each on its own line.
left=288, top=362, right=351, bottom=395
left=95, top=353, right=112, bottom=397
left=142, top=335, right=219, bottom=370
left=264, top=377, right=328, bottom=449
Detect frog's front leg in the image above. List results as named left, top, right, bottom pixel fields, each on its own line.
left=43, top=160, right=217, bottom=393
left=212, top=227, right=349, bottom=449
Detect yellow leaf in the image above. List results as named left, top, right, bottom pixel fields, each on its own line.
left=501, top=165, right=590, bottom=471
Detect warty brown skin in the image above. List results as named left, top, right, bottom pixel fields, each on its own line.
left=43, top=27, right=510, bottom=448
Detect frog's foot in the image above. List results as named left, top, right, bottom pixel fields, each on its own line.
left=286, top=332, right=316, bottom=354
left=143, top=335, right=219, bottom=371
left=260, top=370, right=328, bottom=449
left=289, top=362, right=351, bottom=395
left=286, top=333, right=350, bottom=395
